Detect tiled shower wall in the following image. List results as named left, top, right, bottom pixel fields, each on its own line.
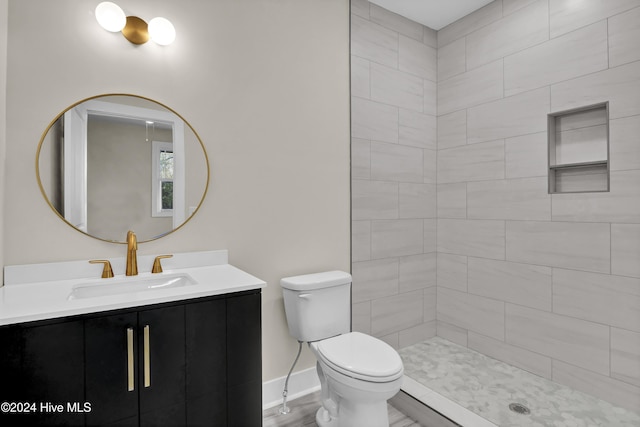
left=351, top=0, right=640, bottom=413
left=350, top=0, right=438, bottom=348
left=435, top=0, right=640, bottom=412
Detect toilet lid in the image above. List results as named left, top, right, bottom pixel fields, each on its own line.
left=316, top=332, right=403, bottom=381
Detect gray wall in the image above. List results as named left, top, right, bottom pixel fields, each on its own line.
left=4, top=0, right=350, bottom=382
left=350, top=0, right=438, bottom=348
left=351, top=0, right=640, bottom=412
left=86, top=118, right=173, bottom=240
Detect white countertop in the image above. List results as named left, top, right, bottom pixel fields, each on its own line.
left=0, top=250, right=266, bottom=326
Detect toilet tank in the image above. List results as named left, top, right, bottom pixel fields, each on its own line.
left=280, top=271, right=351, bottom=342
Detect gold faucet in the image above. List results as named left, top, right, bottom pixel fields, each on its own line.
left=126, top=230, right=138, bottom=276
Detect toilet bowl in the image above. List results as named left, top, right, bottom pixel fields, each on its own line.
left=281, top=271, right=404, bottom=427
left=310, top=332, right=403, bottom=427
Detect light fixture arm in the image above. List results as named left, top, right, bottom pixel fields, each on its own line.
left=95, top=2, right=176, bottom=46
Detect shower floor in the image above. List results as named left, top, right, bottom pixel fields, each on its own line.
left=399, top=337, right=640, bottom=427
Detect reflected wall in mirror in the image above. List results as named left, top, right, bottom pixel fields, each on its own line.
left=37, top=94, right=209, bottom=243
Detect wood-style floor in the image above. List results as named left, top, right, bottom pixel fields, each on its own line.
left=263, top=391, right=422, bottom=427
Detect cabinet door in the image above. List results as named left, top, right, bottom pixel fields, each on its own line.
left=226, top=292, right=262, bottom=427
left=85, top=312, right=139, bottom=426
left=22, top=320, right=85, bottom=426
left=0, top=325, right=24, bottom=426
left=138, top=304, right=186, bottom=427
left=185, top=298, right=227, bottom=427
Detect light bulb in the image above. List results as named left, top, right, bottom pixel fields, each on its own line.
left=95, top=2, right=126, bottom=32
left=148, top=17, right=176, bottom=45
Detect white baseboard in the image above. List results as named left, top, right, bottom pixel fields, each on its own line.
left=263, top=366, right=321, bottom=410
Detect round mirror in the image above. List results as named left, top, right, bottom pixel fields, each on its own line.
left=37, top=94, right=209, bottom=243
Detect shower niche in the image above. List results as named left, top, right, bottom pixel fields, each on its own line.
left=548, top=102, right=610, bottom=194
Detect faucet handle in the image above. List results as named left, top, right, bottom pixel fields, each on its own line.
left=89, top=260, right=114, bottom=278
left=151, top=255, right=173, bottom=274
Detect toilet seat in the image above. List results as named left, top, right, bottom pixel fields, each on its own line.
left=312, top=332, right=403, bottom=383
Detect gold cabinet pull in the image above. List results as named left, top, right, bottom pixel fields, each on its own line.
left=151, top=255, right=173, bottom=273
left=89, top=260, right=114, bottom=278
left=127, top=328, right=134, bottom=392
left=143, top=325, right=151, bottom=388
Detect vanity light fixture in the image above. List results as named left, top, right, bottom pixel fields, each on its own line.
left=95, top=2, right=176, bottom=46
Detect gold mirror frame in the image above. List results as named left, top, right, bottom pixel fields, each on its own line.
left=36, top=93, right=210, bottom=244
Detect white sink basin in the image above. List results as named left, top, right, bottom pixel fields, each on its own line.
left=68, top=273, right=197, bottom=300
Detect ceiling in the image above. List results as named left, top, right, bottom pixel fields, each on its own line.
left=368, top=0, right=495, bottom=30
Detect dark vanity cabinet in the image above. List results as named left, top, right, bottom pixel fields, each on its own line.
left=0, top=290, right=262, bottom=427
left=0, top=318, right=85, bottom=426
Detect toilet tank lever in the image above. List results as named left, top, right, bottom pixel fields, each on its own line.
left=298, top=293, right=312, bottom=299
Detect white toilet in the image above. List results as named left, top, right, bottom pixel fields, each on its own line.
left=281, top=271, right=404, bottom=427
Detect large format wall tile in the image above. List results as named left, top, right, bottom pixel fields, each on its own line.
left=468, top=332, right=553, bottom=379
left=352, top=220, right=371, bottom=262
left=506, top=304, right=610, bottom=375
left=505, top=132, right=548, bottom=178
left=550, top=0, right=640, bottom=38
left=371, top=142, right=423, bottom=182
left=552, top=360, right=640, bottom=412
left=352, top=258, right=398, bottom=303
left=438, top=60, right=504, bottom=115
left=352, top=180, right=398, bottom=220
left=423, top=285, right=437, bottom=323
left=351, top=138, right=370, bottom=179
left=370, top=3, right=424, bottom=41
left=468, top=257, right=552, bottom=311
left=467, top=87, right=550, bottom=144
left=424, top=27, right=437, bottom=49
left=437, top=287, right=505, bottom=341
left=399, top=183, right=436, bottom=219
left=612, top=224, right=640, bottom=278
left=371, top=62, right=424, bottom=112
left=352, top=301, right=371, bottom=334
left=608, top=6, right=640, bottom=67
left=437, top=38, right=465, bottom=81
left=437, top=253, right=468, bottom=292
left=506, top=221, right=610, bottom=273
left=423, top=150, right=437, bottom=184
left=399, top=321, right=437, bottom=348
left=351, top=97, right=398, bottom=143
left=505, top=21, right=608, bottom=96
left=437, top=110, right=466, bottom=150
left=551, top=60, right=640, bottom=120
left=552, top=268, right=640, bottom=333
left=351, top=0, right=370, bottom=19
left=610, top=115, right=640, bottom=171
left=438, top=219, right=506, bottom=260
left=371, top=290, right=424, bottom=336
left=437, top=140, right=505, bottom=184
left=551, top=170, right=640, bottom=223
left=399, top=35, right=437, bottom=81
left=611, top=328, right=640, bottom=388
left=351, top=56, right=370, bottom=99
left=423, top=80, right=437, bottom=116
left=437, top=321, right=468, bottom=346
left=399, top=253, right=437, bottom=293
left=467, top=0, right=549, bottom=70
left=503, top=0, right=540, bottom=16
left=423, top=219, right=437, bottom=253
left=351, top=15, right=398, bottom=68
left=437, top=183, right=467, bottom=219
left=399, top=109, right=436, bottom=150
left=437, top=0, right=503, bottom=48
left=467, top=177, right=551, bottom=221
left=371, top=219, right=424, bottom=259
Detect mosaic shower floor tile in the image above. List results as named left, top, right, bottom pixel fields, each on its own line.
left=399, top=337, right=640, bottom=427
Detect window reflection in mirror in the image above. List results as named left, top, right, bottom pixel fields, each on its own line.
left=37, top=94, right=209, bottom=243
